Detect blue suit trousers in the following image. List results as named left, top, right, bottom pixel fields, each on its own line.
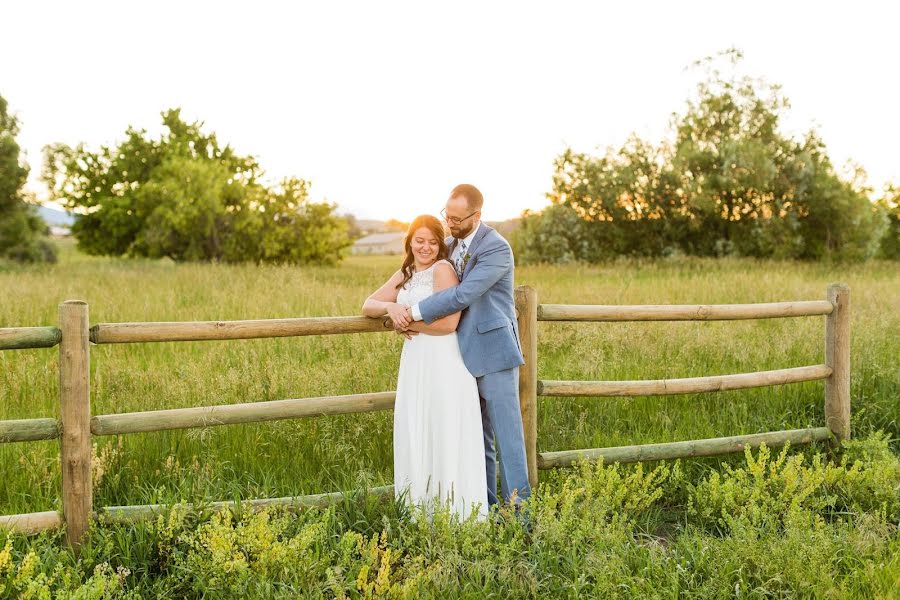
left=476, top=366, right=532, bottom=507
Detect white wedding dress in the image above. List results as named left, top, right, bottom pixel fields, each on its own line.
left=394, top=259, right=488, bottom=522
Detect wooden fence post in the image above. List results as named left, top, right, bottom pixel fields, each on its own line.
left=824, top=283, right=850, bottom=445
left=59, top=300, right=92, bottom=552
left=515, top=286, right=538, bottom=488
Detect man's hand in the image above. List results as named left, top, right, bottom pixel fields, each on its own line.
left=386, top=303, right=412, bottom=329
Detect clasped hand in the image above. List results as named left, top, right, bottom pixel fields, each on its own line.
left=386, top=303, right=418, bottom=339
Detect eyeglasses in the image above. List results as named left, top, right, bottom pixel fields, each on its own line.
left=440, top=207, right=479, bottom=225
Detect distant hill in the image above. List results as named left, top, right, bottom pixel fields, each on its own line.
left=36, top=205, right=75, bottom=227
left=486, top=218, right=521, bottom=238
left=355, top=217, right=520, bottom=238
left=356, top=219, right=405, bottom=234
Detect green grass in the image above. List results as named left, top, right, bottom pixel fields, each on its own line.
left=2, top=434, right=899, bottom=598
left=1, top=238, right=898, bottom=597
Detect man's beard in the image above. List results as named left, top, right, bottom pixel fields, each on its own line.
left=452, top=222, right=476, bottom=240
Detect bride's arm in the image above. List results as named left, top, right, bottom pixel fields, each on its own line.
left=362, top=270, right=408, bottom=321
left=404, top=262, right=461, bottom=336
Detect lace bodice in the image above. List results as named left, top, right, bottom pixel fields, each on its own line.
left=397, top=260, right=452, bottom=308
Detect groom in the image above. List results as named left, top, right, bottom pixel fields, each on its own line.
left=394, top=183, right=531, bottom=510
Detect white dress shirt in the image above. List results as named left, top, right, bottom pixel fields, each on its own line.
left=410, top=221, right=481, bottom=321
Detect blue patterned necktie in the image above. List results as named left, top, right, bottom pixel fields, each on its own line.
left=454, top=240, right=467, bottom=277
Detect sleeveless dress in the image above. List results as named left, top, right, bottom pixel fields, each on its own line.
left=394, top=259, right=488, bottom=522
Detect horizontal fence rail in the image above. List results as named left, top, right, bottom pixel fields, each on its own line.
left=537, top=427, right=834, bottom=469
left=99, top=485, right=395, bottom=525
left=0, top=511, right=63, bottom=535
left=0, top=417, right=60, bottom=443
left=537, top=300, right=834, bottom=322
left=0, top=326, right=61, bottom=350
left=90, top=316, right=395, bottom=344
left=538, top=365, right=832, bottom=397
left=0, top=487, right=396, bottom=534
left=0, top=283, right=851, bottom=554
left=91, top=392, right=397, bottom=436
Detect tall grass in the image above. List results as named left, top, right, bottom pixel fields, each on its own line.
left=1, top=239, right=897, bottom=517
left=1, top=239, right=898, bottom=597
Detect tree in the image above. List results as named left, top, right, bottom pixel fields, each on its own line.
left=254, top=178, right=351, bottom=265
left=131, top=155, right=262, bottom=261
left=0, top=94, right=56, bottom=264
left=43, top=109, right=350, bottom=264
left=549, top=137, right=688, bottom=258
left=529, top=49, right=887, bottom=263
left=671, top=52, right=885, bottom=260
left=788, top=154, right=887, bottom=261
left=342, top=213, right=362, bottom=240
left=511, top=203, right=599, bottom=264
left=874, top=185, right=899, bottom=259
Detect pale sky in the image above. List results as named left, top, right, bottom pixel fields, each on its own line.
left=2, top=1, right=898, bottom=221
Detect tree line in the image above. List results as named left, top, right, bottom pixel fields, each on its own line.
left=512, top=50, right=897, bottom=263
left=1, top=50, right=897, bottom=266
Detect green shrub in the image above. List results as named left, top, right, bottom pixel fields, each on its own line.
left=0, top=433, right=896, bottom=598
left=689, top=432, right=900, bottom=535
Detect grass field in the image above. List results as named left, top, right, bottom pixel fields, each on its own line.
left=0, top=238, right=898, bottom=597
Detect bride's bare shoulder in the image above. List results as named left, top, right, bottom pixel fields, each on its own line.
left=434, top=259, right=456, bottom=271
left=432, top=259, right=459, bottom=282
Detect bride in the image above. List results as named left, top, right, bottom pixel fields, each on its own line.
left=362, top=214, right=488, bottom=522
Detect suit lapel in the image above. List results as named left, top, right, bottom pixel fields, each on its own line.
left=465, top=222, right=491, bottom=260
left=446, top=236, right=461, bottom=276
left=460, top=223, right=492, bottom=278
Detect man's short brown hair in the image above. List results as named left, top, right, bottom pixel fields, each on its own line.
left=450, top=184, right=484, bottom=211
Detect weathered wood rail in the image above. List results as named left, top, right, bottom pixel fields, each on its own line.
left=0, top=284, right=851, bottom=552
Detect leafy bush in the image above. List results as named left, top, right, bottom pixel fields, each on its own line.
left=690, top=432, right=900, bottom=535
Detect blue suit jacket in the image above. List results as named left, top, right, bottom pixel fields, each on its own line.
left=417, top=222, right=524, bottom=378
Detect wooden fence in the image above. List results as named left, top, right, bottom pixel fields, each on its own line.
left=0, top=284, right=851, bottom=552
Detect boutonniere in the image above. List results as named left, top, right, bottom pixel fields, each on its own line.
left=461, top=252, right=472, bottom=270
